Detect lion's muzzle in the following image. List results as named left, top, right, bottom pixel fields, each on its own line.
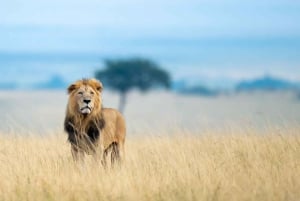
left=79, top=98, right=94, bottom=114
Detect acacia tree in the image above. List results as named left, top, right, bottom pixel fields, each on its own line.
left=95, top=58, right=170, bottom=113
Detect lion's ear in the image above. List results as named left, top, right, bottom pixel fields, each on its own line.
left=91, top=79, right=103, bottom=92
left=96, top=81, right=103, bottom=92
left=67, top=84, right=77, bottom=94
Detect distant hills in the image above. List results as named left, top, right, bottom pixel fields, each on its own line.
left=235, top=76, right=299, bottom=92
left=0, top=75, right=299, bottom=94
left=33, top=75, right=67, bottom=90
left=0, top=75, right=68, bottom=90
left=172, top=79, right=222, bottom=96
left=178, top=85, right=218, bottom=96
left=174, top=75, right=300, bottom=96
left=0, top=82, right=18, bottom=90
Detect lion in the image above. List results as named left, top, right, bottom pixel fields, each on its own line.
left=64, top=78, right=126, bottom=167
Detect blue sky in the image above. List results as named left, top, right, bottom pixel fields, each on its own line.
left=0, top=0, right=299, bottom=87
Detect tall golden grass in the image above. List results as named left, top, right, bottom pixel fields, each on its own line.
left=0, top=128, right=299, bottom=201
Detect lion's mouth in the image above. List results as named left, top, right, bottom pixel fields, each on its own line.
left=80, top=106, right=92, bottom=114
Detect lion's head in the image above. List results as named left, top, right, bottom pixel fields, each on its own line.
left=67, top=79, right=103, bottom=117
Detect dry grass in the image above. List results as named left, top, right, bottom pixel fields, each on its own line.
left=0, top=128, right=299, bottom=201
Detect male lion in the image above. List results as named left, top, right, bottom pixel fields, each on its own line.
left=64, top=78, right=126, bottom=166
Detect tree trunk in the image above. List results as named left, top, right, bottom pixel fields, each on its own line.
left=118, top=92, right=127, bottom=114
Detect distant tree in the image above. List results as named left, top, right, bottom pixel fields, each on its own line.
left=95, top=58, right=171, bottom=113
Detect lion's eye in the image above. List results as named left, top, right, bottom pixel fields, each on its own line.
left=90, top=91, right=94, bottom=95
left=78, top=91, right=83, bottom=95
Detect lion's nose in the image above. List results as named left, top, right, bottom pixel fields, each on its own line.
left=83, top=99, right=91, bottom=104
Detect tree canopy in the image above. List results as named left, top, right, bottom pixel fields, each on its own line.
left=95, top=58, right=170, bottom=93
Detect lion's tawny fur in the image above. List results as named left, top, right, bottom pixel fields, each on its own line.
left=64, top=78, right=126, bottom=165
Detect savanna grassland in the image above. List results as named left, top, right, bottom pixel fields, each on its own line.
left=0, top=130, right=299, bottom=201
left=0, top=91, right=299, bottom=201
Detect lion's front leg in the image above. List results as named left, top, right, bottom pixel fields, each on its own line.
left=101, top=146, right=109, bottom=168
left=91, top=144, right=103, bottom=165
left=71, top=145, right=85, bottom=163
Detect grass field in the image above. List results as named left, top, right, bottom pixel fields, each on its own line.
left=0, top=129, right=299, bottom=201
left=0, top=91, right=299, bottom=201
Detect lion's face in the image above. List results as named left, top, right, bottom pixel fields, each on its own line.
left=67, top=79, right=103, bottom=116
left=75, top=85, right=97, bottom=114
